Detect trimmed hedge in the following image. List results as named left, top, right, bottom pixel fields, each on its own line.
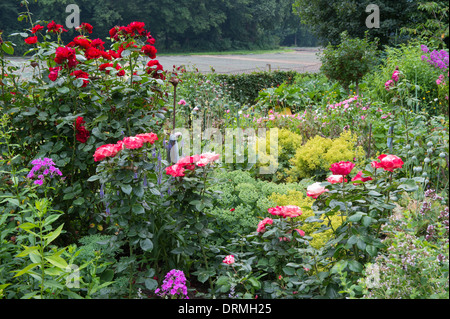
left=215, top=70, right=298, bottom=105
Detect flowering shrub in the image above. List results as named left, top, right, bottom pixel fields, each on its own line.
left=286, top=130, right=365, bottom=181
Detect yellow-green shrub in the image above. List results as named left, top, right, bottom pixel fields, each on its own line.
left=254, top=128, right=303, bottom=181
left=286, top=130, right=365, bottom=182
left=268, top=190, right=342, bottom=249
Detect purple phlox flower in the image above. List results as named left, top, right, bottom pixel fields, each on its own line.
left=155, top=269, right=189, bottom=299
left=27, top=157, right=63, bottom=185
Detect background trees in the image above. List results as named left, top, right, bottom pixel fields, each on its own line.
left=0, top=0, right=317, bottom=54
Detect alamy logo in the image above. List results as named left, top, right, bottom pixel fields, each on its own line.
left=65, top=4, right=80, bottom=29
left=366, top=4, right=380, bottom=29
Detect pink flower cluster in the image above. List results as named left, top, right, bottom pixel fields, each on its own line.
left=436, top=73, right=447, bottom=86
left=385, top=69, right=400, bottom=91
left=165, top=152, right=220, bottom=177
left=306, top=155, right=404, bottom=200
left=268, top=205, right=302, bottom=218
left=93, top=132, right=158, bottom=162
left=327, top=96, right=359, bottom=111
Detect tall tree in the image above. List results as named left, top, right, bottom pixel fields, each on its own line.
left=293, top=0, right=419, bottom=46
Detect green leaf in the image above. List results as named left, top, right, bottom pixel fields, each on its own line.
left=348, top=212, right=365, bottom=222
left=45, top=255, right=68, bottom=269
left=132, top=204, right=145, bottom=215
left=121, top=184, right=132, bottom=195
left=87, top=175, right=100, bottom=182
left=140, top=238, right=153, bottom=252
left=248, top=277, right=261, bottom=289
left=348, top=260, right=363, bottom=273
left=57, top=87, right=70, bottom=94
left=13, top=263, right=40, bottom=278
left=2, top=42, right=14, bottom=55
left=45, top=224, right=64, bottom=246
left=282, top=267, right=295, bottom=275
left=366, top=245, right=378, bottom=257
left=16, top=246, right=39, bottom=258
left=73, top=198, right=85, bottom=206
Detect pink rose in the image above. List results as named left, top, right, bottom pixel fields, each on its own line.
left=281, top=205, right=302, bottom=218
left=135, top=132, right=158, bottom=145
left=351, top=171, right=373, bottom=185
left=327, top=175, right=347, bottom=184
left=178, top=99, right=186, bottom=105
left=294, top=229, right=305, bottom=237
left=93, top=142, right=123, bottom=162
left=377, top=154, right=404, bottom=172
left=306, top=182, right=329, bottom=199
left=223, top=255, right=235, bottom=265
left=165, top=164, right=185, bottom=177
left=122, top=136, right=144, bottom=149
left=330, top=161, right=355, bottom=176
left=257, top=217, right=273, bottom=233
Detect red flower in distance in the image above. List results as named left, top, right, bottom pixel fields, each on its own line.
left=75, top=116, right=90, bottom=143
left=47, top=20, right=67, bottom=33
left=31, top=25, right=44, bottom=34
left=75, top=22, right=93, bottom=34
left=24, top=36, right=38, bottom=44
left=330, top=161, right=355, bottom=176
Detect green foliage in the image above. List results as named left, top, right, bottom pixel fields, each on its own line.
left=215, top=70, right=297, bottom=105
left=319, top=31, right=379, bottom=93
left=287, top=130, right=366, bottom=182
left=293, top=0, right=419, bottom=47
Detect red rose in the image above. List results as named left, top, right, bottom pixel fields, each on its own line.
left=54, top=46, right=78, bottom=68
left=24, top=36, right=38, bottom=44
left=75, top=116, right=90, bottom=143
left=351, top=171, right=373, bottom=185
left=69, top=35, right=91, bottom=50
left=70, top=70, right=89, bottom=87
left=141, top=45, right=157, bottom=59
left=48, top=66, right=61, bottom=81
left=371, top=160, right=384, bottom=169
left=31, top=25, right=44, bottom=34
left=91, top=38, right=105, bottom=50
left=327, top=175, right=347, bottom=184
left=378, top=154, right=404, bottom=172
left=146, top=60, right=165, bottom=79
left=75, top=22, right=93, bottom=34
left=47, top=20, right=67, bottom=33
left=330, top=161, right=355, bottom=176
left=85, top=46, right=102, bottom=60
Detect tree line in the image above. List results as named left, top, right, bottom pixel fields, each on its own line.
left=0, top=0, right=317, bottom=54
